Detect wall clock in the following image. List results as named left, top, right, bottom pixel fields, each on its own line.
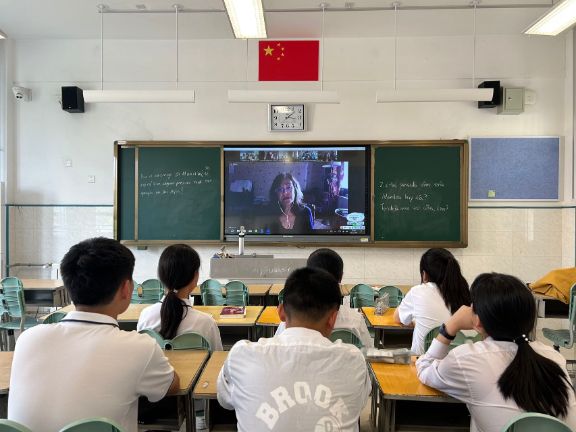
left=268, top=104, right=305, bottom=132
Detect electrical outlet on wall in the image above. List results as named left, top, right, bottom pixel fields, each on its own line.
left=64, top=159, right=72, bottom=167
left=88, top=175, right=96, bottom=183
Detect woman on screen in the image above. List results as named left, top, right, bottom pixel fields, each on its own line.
left=267, top=173, right=313, bottom=233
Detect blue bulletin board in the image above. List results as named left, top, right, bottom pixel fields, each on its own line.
left=470, top=137, right=560, bottom=201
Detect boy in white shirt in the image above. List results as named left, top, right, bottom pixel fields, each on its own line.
left=275, top=248, right=372, bottom=348
left=8, top=237, right=179, bottom=432
left=217, top=267, right=371, bottom=432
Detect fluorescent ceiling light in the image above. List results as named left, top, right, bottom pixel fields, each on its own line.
left=224, top=0, right=267, bottom=39
left=84, top=90, right=195, bottom=103
left=228, top=90, right=340, bottom=103
left=524, top=0, right=576, bottom=36
left=376, top=88, right=494, bottom=103
left=0, top=29, right=7, bottom=39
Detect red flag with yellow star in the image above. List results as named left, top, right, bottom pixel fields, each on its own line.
left=259, top=40, right=319, bottom=81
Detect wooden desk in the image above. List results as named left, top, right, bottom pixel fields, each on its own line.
left=0, top=350, right=206, bottom=431
left=193, top=351, right=231, bottom=429
left=362, top=307, right=412, bottom=348
left=369, top=359, right=461, bottom=432
left=255, top=306, right=281, bottom=337
left=21, top=279, right=69, bottom=307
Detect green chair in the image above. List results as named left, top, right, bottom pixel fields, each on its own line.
left=0, top=419, right=34, bottom=432
left=330, top=328, right=364, bottom=349
left=138, top=329, right=168, bottom=349
left=378, top=286, right=404, bottom=307
left=200, top=279, right=226, bottom=305
left=165, top=331, right=211, bottom=351
left=543, top=284, right=576, bottom=351
left=278, top=288, right=285, bottom=304
left=349, top=284, right=375, bottom=307
left=225, top=280, right=249, bottom=306
left=424, top=326, right=483, bottom=352
left=501, top=413, right=572, bottom=432
left=352, top=292, right=375, bottom=308
left=0, top=277, right=39, bottom=350
left=58, top=417, right=125, bottom=432
left=42, top=311, right=67, bottom=324
left=131, top=279, right=163, bottom=304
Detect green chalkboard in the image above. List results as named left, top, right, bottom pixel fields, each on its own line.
left=115, top=144, right=221, bottom=242
left=373, top=142, right=468, bottom=246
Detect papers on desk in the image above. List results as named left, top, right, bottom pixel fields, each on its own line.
left=365, top=348, right=411, bottom=364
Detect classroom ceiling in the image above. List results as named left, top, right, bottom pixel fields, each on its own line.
left=0, top=0, right=556, bottom=40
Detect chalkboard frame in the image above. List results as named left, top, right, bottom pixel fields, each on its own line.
left=114, top=140, right=469, bottom=247
left=371, top=140, right=469, bottom=248
left=114, top=141, right=224, bottom=245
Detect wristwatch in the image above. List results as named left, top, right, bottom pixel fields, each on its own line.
left=438, top=323, right=456, bottom=340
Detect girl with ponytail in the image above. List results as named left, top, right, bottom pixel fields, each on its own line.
left=137, top=244, right=223, bottom=350
left=417, top=273, right=576, bottom=432
left=394, top=248, right=471, bottom=354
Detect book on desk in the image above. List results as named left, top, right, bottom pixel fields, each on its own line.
left=220, top=306, right=246, bottom=319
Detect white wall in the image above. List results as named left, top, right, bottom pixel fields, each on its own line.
left=5, top=15, right=575, bottom=285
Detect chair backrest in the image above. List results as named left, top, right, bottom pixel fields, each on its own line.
left=501, top=413, right=572, bottom=432
left=58, top=418, right=125, bottom=432
left=352, top=292, right=375, bottom=308
left=349, top=284, right=374, bottom=307
left=424, top=326, right=483, bottom=351
left=43, top=311, right=67, bottom=324
left=200, top=279, right=222, bottom=293
left=131, top=279, right=163, bottom=304
left=278, top=288, right=285, bottom=304
left=201, top=291, right=226, bottom=306
left=330, top=328, right=364, bottom=348
left=0, top=419, right=34, bottom=432
left=165, top=331, right=211, bottom=351
left=138, top=329, right=168, bottom=349
left=225, top=280, right=249, bottom=306
left=378, top=286, right=404, bottom=307
left=0, top=277, right=24, bottom=318
left=566, top=284, right=576, bottom=347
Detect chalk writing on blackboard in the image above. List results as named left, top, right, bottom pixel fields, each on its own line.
left=377, top=180, right=449, bottom=213
left=139, top=167, right=214, bottom=197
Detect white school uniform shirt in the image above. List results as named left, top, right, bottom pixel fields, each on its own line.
left=137, top=297, right=223, bottom=351
left=416, top=338, right=576, bottom=432
left=274, top=304, right=373, bottom=348
left=217, top=327, right=371, bottom=432
left=396, top=282, right=451, bottom=355
left=8, top=311, right=174, bottom=432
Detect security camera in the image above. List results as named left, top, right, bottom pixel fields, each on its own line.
left=12, top=86, right=31, bottom=101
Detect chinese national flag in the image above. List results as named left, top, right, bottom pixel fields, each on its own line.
left=259, top=40, right=319, bottom=81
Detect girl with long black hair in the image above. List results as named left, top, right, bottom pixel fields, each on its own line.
left=416, top=272, right=576, bottom=431
left=137, top=244, right=223, bottom=350
left=394, top=248, right=471, bottom=354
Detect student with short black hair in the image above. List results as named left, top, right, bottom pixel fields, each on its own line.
left=394, top=248, right=471, bottom=354
left=8, top=237, right=179, bottom=432
left=137, top=244, right=222, bottom=350
left=275, top=248, right=372, bottom=348
left=416, top=272, right=576, bottom=432
left=217, top=267, right=370, bottom=431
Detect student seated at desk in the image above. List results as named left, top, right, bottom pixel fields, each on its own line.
left=394, top=248, right=470, bottom=354
left=137, top=244, right=223, bottom=350
left=275, top=248, right=372, bottom=348
left=217, top=267, right=371, bottom=432
left=416, top=273, right=576, bottom=432
left=8, top=238, right=179, bottom=432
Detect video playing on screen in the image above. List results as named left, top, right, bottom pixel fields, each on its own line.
left=224, top=146, right=370, bottom=238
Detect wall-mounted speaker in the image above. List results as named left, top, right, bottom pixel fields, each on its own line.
left=61, top=86, right=85, bottom=113
left=477, top=81, right=501, bottom=109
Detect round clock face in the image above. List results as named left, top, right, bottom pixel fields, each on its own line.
left=269, top=104, right=305, bottom=132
